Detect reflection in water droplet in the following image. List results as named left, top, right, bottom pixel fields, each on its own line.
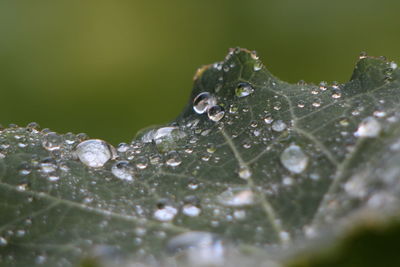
left=75, top=139, right=114, bottom=168
left=218, top=188, right=254, bottom=207
left=354, top=117, right=381, bottom=138
left=193, top=92, right=217, bottom=114
left=272, top=120, right=287, bottom=132
left=111, top=161, right=134, bottom=181
left=167, top=231, right=224, bottom=266
left=207, top=105, right=225, bottom=122
left=280, top=144, right=309, bottom=174
left=235, top=82, right=254, bottom=97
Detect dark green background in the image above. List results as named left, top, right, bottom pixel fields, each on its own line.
left=1, top=0, right=399, bottom=144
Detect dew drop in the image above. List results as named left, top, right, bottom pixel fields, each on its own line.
left=238, top=166, right=252, bottom=179
left=154, top=205, right=178, bottom=222
left=42, top=132, right=62, bottom=151
left=280, top=144, right=309, bottom=174
left=354, top=117, right=381, bottom=138
left=182, top=204, right=201, bottom=217
left=193, top=92, right=217, bottom=114
left=271, top=120, right=287, bottom=132
left=235, top=82, right=254, bottom=97
left=75, top=139, right=115, bottom=168
left=218, top=188, right=254, bottom=207
left=135, top=156, right=149, bottom=170
left=207, top=105, right=225, bottom=122
left=0, top=237, right=8, bottom=246
left=166, top=151, right=182, bottom=167
left=167, top=232, right=224, bottom=266
left=111, top=161, right=134, bottom=181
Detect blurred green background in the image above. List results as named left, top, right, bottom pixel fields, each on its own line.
left=0, top=0, right=399, bottom=144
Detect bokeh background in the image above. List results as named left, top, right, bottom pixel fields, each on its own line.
left=1, top=0, right=399, bottom=144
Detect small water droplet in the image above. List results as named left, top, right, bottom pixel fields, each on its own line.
left=354, top=117, right=381, bottom=138
left=235, top=82, right=254, bottom=97
left=0, top=237, right=8, bottom=246
left=193, top=92, right=217, bottom=114
left=166, top=151, right=182, bottom=167
left=272, top=120, right=287, bottom=132
left=359, top=51, right=368, bottom=59
left=207, top=105, right=225, bottom=122
left=154, top=205, right=178, bottom=222
left=112, top=161, right=134, bottom=181
left=135, top=156, right=149, bottom=170
left=280, top=144, right=309, bottom=174
left=75, top=139, right=115, bottom=168
left=238, top=166, right=252, bottom=179
left=182, top=204, right=201, bottom=217
left=218, top=188, right=254, bottom=207
left=42, top=132, right=62, bottom=151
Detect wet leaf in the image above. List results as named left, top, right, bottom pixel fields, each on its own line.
left=1, top=49, right=400, bottom=266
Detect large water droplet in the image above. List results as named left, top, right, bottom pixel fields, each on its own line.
left=182, top=204, right=201, bottom=217
left=235, top=82, right=254, bottom=97
left=207, top=105, right=225, bottom=122
left=166, top=151, right=182, bottom=167
left=167, top=232, right=224, bottom=266
left=75, top=139, right=115, bottom=168
left=193, top=92, right=217, bottom=114
left=111, top=161, right=134, bottom=181
left=280, top=144, right=309, bottom=174
left=354, top=117, right=381, bottom=138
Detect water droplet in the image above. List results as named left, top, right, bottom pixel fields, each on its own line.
left=182, top=204, right=201, bottom=217
left=0, top=237, right=7, bottom=246
left=235, top=82, right=254, bottom=97
left=359, top=51, right=368, bottom=59
left=233, top=210, right=246, bottom=220
left=280, top=144, right=309, bottom=174
left=253, top=61, right=263, bottom=71
left=207, top=105, right=225, bottom=122
left=354, top=117, right=381, bottom=138
left=193, top=92, right=217, bottom=114
left=238, top=166, right=252, bottom=179
left=272, top=120, right=287, bottom=132
left=166, top=151, right=182, bottom=167
left=331, top=89, right=342, bottom=99
left=154, top=205, right=178, bottom=222
left=218, top=188, right=254, bottom=207
left=264, top=115, right=274, bottom=124
left=75, top=139, right=115, bottom=168
left=319, top=81, right=327, bottom=91
left=135, top=156, right=148, bottom=170
left=167, top=232, right=224, bottom=266
left=297, top=101, right=305, bottom=108
left=111, top=161, right=134, bottom=181
left=42, top=132, right=62, bottom=151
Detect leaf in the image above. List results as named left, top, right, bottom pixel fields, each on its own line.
left=0, top=48, right=400, bottom=266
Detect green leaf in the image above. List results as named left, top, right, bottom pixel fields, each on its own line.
left=1, top=48, right=400, bottom=266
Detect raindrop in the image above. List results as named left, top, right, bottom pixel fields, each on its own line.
left=272, top=120, right=287, bottom=132
left=354, top=117, right=381, bottom=138
left=193, top=92, right=217, bottom=114
left=207, top=105, right=225, bottom=122
left=359, top=51, right=368, bottom=59
left=75, top=139, right=115, bottom=168
left=253, top=61, right=263, bottom=71
left=111, top=161, right=134, bottom=181
left=235, top=82, right=254, bottom=97
left=218, top=188, right=254, bottom=207
left=280, top=144, right=309, bottom=174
